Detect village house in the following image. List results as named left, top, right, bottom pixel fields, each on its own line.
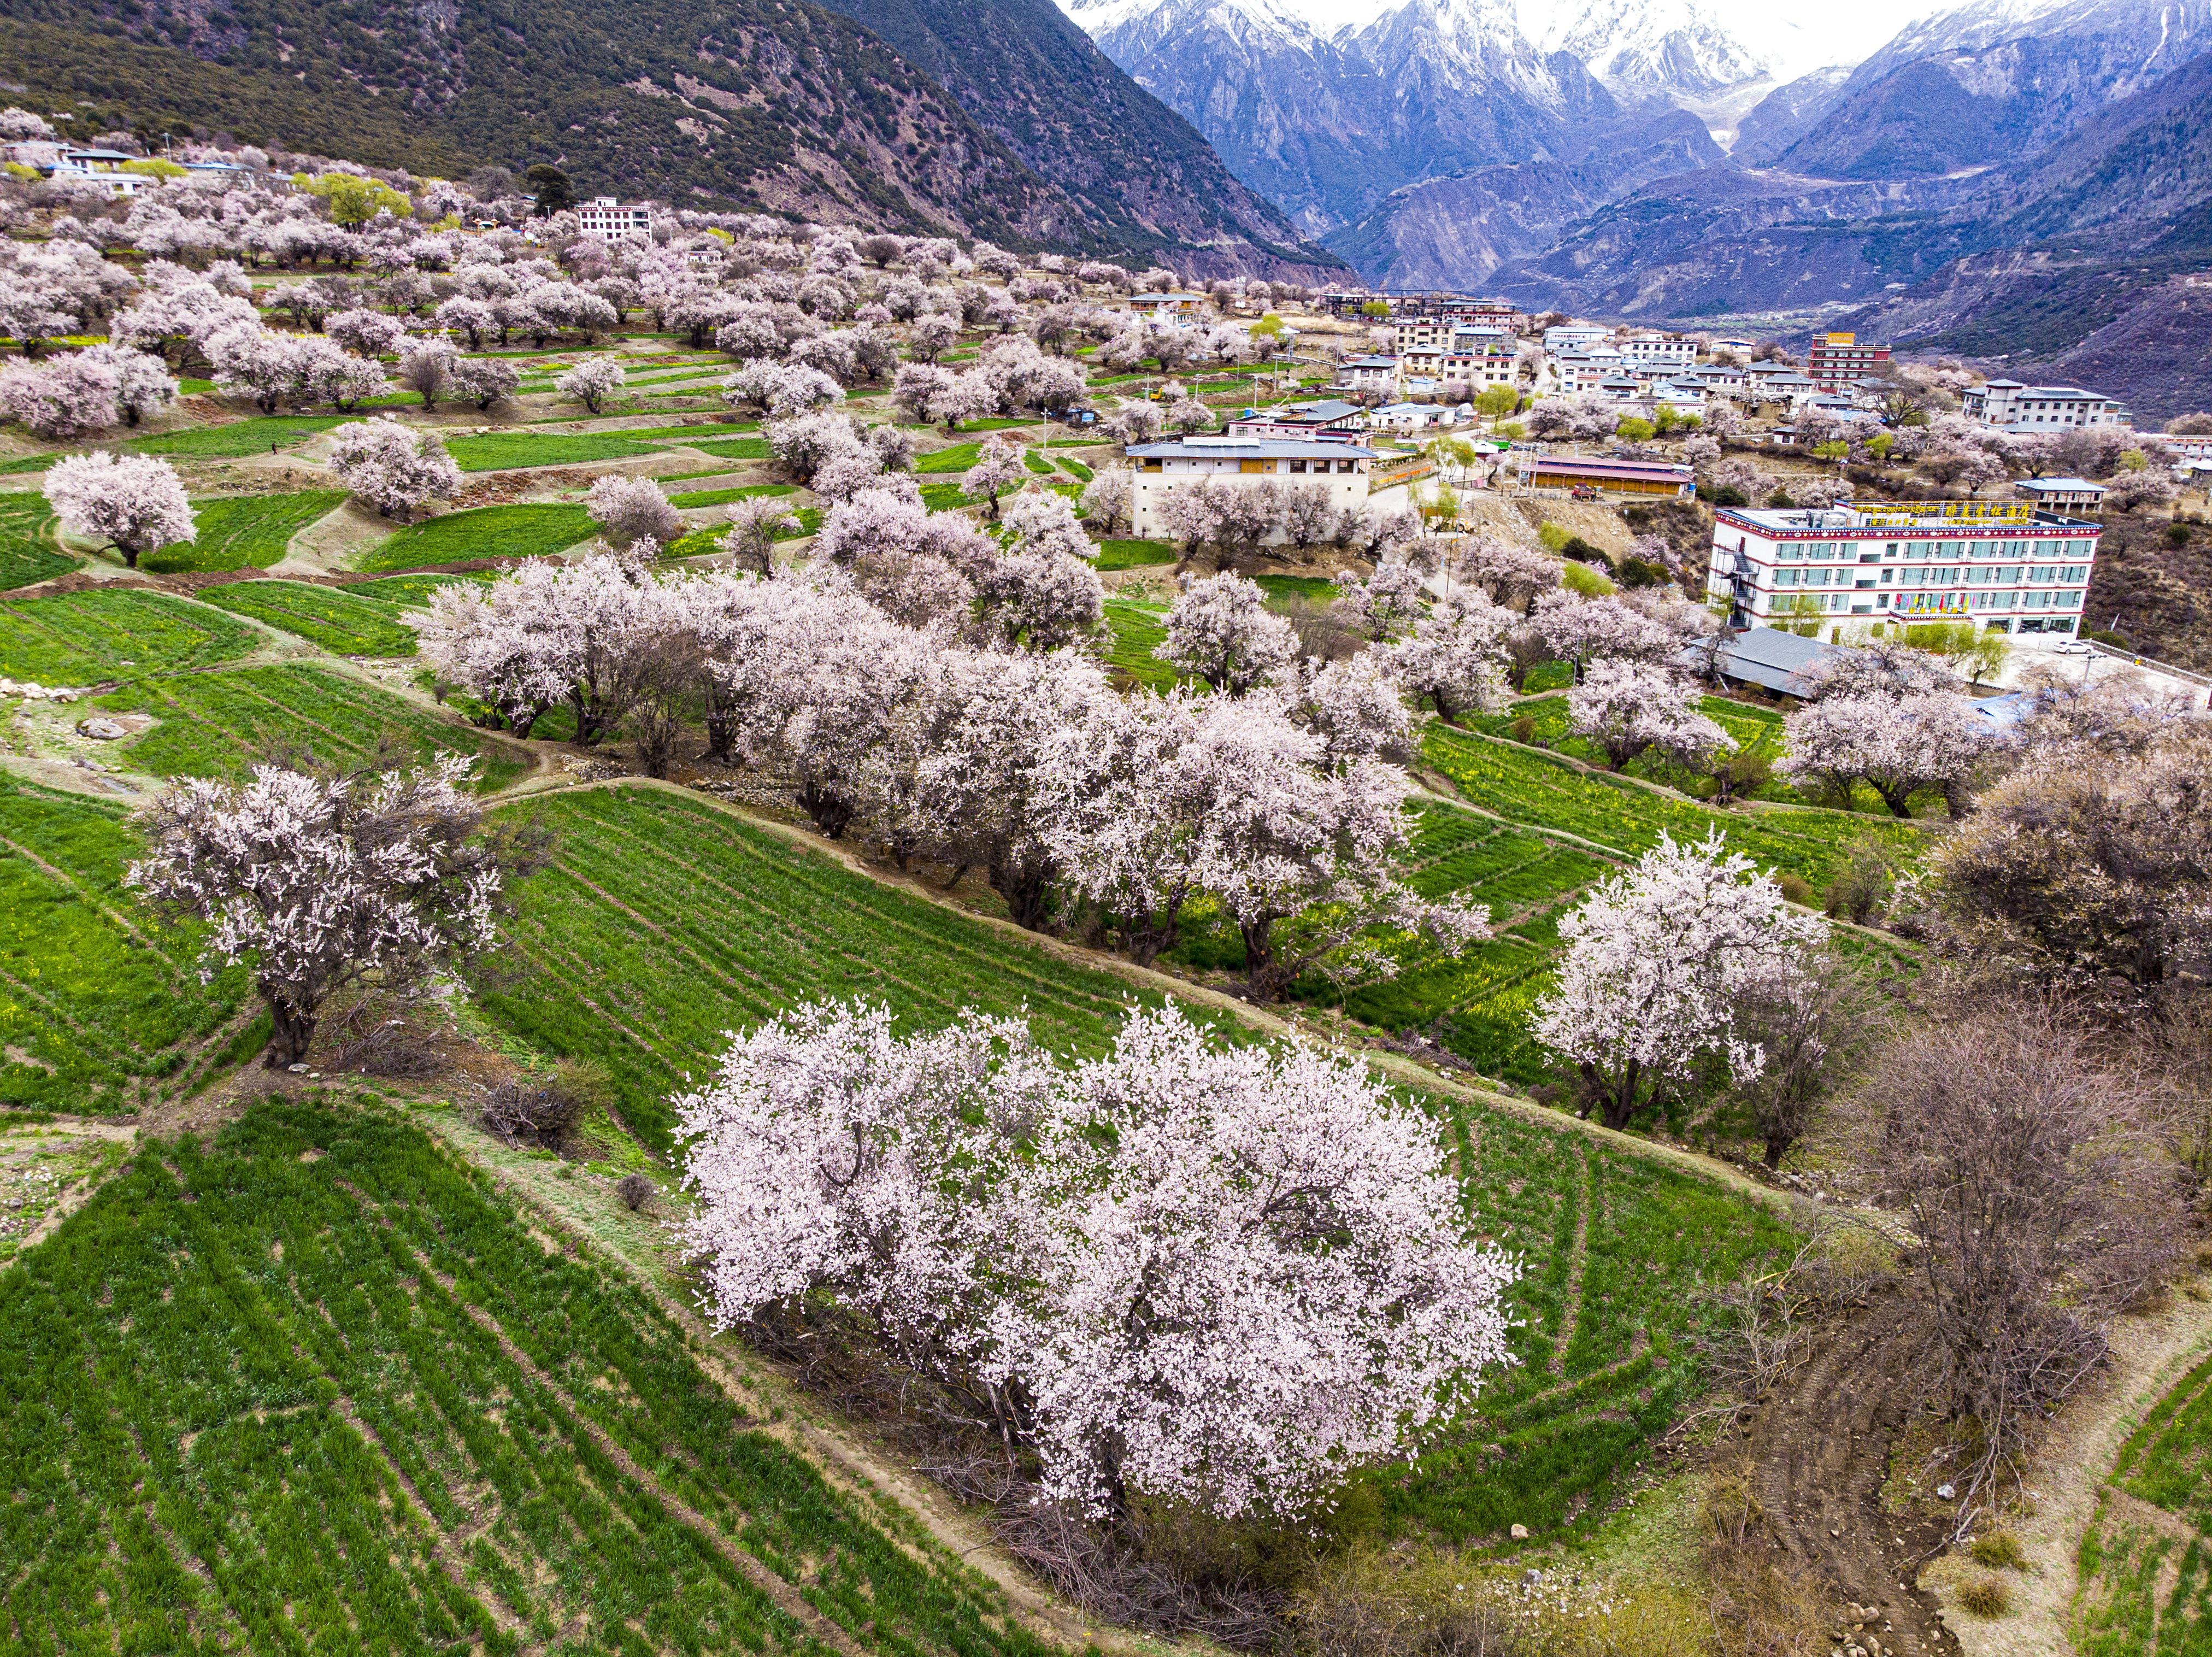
left=1126, top=434, right=1376, bottom=539
left=1805, top=332, right=1891, bottom=392
left=1337, top=355, right=1402, bottom=396
left=1514, top=454, right=1696, bottom=499
left=1962, top=380, right=2130, bottom=429
left=2014, top=477, right=2109, bottom=515
left=1705, top=499, right=2100, bottom=638
left=574, top=198, right=655, bottom=243
left=1128, top=290, right=1209, bottom=315
left=1621, top=334, right=1698, bottom=371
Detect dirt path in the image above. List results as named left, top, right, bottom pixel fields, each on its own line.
left=1925, top=1279, right=2212, bottom=1657
left=1744, top=1288, right=1958, bottom=1655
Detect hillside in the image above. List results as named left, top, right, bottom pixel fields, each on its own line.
left=807, top=0, right=1336, bottom=274
left=0, top=0, right=1334, bottom=269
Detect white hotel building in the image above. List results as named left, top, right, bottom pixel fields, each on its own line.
left=1707, top=502, right=2099, bottom=638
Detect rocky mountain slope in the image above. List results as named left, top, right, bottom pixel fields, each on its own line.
left=0, top=0, right=1338, bottom=272
left=805, top=0, right=1336, bottom=272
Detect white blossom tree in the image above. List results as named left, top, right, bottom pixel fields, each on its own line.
left=1156, top=571, right=1298, bottom=696
left=127, top=756, right=511, bottom=1068
left=325, top=307, right=407, bottom=359
left=326, top=419, right=461, bottom=520
left=676, top=998, right=1517, bottom=1520
left=963, top=434, right=1029, bottom=520
left=1077, top=466, right=1131, bottom=536
left=1567, top=659, right=1731, bottom=772
left=44, top=452, right=195, bottom=568
left=1781, top=690, right=1985, bottom=816
left=1532, top=830, right=1828, bottom=1130
left=1333, top=557, right=1427, bottom=642
left=586, top=474, right=680, bottom=551
left=397, top=337, right=459, bottom=409
left=1385, top=593, right=1513, bottom=724
left=556, top=355, right=625, bottom=414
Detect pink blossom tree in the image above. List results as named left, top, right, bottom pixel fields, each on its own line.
left=1781, top=690, right=1985, bottom=816
left=676, top=998, right=1517, bottom=1521
left=963, top=434, right=1029, bottom=520
left=724, top=495, right=802, bottom=577
left=555, top=354, right=624, bottom=414
left=586, top=474, right=680, bottom=551
left=1385, top=593, right=1513, bottom=724
left=127, top=756, right=512, bottom=1067
left=1332, top=556, right=1427, bottom=641
left=1156, top=571, right=1298, bottom=696
left=44, top=452, right=195, bottom=568
left=1532, top=830, right=1828, bottom=1130
left=1566, top=658, right=1730, bottom=771
left=1076, top=465, right=1131, bottom=536
left=325, top=307, right=407, bottom=359
left=326, top=419, right=462, bottom=520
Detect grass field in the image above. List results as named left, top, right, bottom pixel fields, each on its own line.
left=125, top=416, right=350, bottom=457
left=2075, top=1349, right=2212, bottom=1652
left=442, top=433, right=663, bottom=472
left=598, top=422, right=760, bottom=442
left=0, top=495, right=73, bottom=590
left=475, top=784, right=1797, bottom=1549
left=666, top=483, right=795, bottom=509
left=1099, top=595, right=1178, bottom=688
left=0, top=589, right=262, bottom=684
left=478, top=786, right=1202, bottom=1154
left=1093, top=538, right=1175, bottom=571
left=916, top=442, right=980, bottom=474
left=1470, top=693, right=1827, bottom=808
left=335, top=572, right=485, bottom=607
left=357, top=504, right=596, bottom=572
left=143, top=490, right=347, bottom=574
left=96, top=664, right=528, bottom=791
left=681, top=436, right=772, bottom=462
left=0, top=1095, right=1062, bottom=1657
left=0, top=777, right=251, bottom=1113
left=1422, top=723, right=1919, bottom=891
left=192, top=580, right=422, bottom=655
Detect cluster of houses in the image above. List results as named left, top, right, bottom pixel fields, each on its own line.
left=2, top=138, right=255, bottom=195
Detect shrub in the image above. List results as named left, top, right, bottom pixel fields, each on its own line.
left=1510, top=715, right=1538, bottom=744
left=1958, top=1573, right=2011, bottom=1616
left=1704, top=484, right=1749, bottom=507
left=1970, top=1530, right=2027, bottom=1569
left=616, top=1171, right=656, bottom=1212
left=1777, top=871, right=1816, bottom=907
left=481, top=1060, right=611, bottom=1148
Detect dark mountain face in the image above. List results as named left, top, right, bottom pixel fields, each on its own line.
left=0, top=0, right=1337, bottom=270
left=803, top=0, right=1339, bottom=273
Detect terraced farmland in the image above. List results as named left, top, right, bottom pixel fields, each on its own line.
left=124, top=415, right=350, bottom=457
left=0, top=495, right=72, bottom=591
left=145, top=490, right=347, bottom=573
left=194, top=579, right=422, bottom=655
left=95, top=663, right=528, bottom=790
left=357, top=504, right=595, bottom=572
left=0, top=777, right=254, bottom=1113
left=2075, top=1351, right=2212, bottom=1652
left=442, top=432, right=663, bottom=472
left=476, top=784, right=1799, bottom=1550
left=0, top=589, right=261, bottom=683
left=0, top=1096, right=1061, bottom=1657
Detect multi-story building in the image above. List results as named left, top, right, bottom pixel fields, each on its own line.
left=574, top=197, right=654, bottom=242
left=1805, top=332, right=1891, bottom=392
left=1961, top=379, right=2129, bottom=429
left=1705, top=501, right=2100, bottom=638
left=1621, top=334, right=1697, bottom=371
left=1126, top=435, right=1376, bottom=538
left=1337, top=355, right=1402, bottom=395
left=1440, top=342, right=1517, bottom=388
left=1543, top=324, right=1613, bottom=353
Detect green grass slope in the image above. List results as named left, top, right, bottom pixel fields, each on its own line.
left=0, top=590, right=261, bottom=684
left=0, top=778, right=251, bottom=1113
left=0, top=1094, right=1060, bottom=1657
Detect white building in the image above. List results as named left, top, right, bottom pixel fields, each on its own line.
left=1338, top=355, right=1401, bottom=395
left=1962, top=380, right=2128, bottom=429
left=575, top=197, right=654, bottom=243
left=1127, top=435, right=1375, bottom=538
left=1706, top=501, right=2101, bottom=638
left=1621, top=334, right=1697, bottom=371
left=1543, top=324, right=1611, bottom=352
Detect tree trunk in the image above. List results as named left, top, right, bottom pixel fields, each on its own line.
left=263, top=992, right=317, bottom=1069
left=1242, top=918, right=1285, bottom=1001
left=797, top=780, right=854, bottom=839
left=991, top=857, right=1054, bottom=932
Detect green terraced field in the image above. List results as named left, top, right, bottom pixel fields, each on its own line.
left=1099, top=596, right=1178, bottom=688
left=0, top=589, right=261, bottom=684
left=96, top=664, right=528, bottom=791
left=0, top=777, right=252, bottom=1113
left=1472, top=693, right=1815, bottom=807
left=478, top=786, right=1201, bottom=1154
left=596, top=422, right=760, bottom=442
left=1093, top=538, right=1175, bottom=571
left=0, top=495, right=73, bottom=591
left=1423, top=723, right=1920, bottom=891
left=337, top=572, right=486, bottom=607
left=0, top=1095, right=1062, bottom=1657
left=144, top=491, right=346, bottom=574
left=666, top=483, right=795, bottom=509
left=915, top=442, right=980, bottom=474
left=476, top=784, right=1797, bottom=1549
left=192, top=581, right=421, bottom=655
left=125, top=416, right=350, bottom=457
left=680, top=437, right=771, bottom=462
left=2075, top=1350, right=2212, bottom=1652
left=442, top=433, right=662, bottom=472
left=357, top=504, right=595, bottom=572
